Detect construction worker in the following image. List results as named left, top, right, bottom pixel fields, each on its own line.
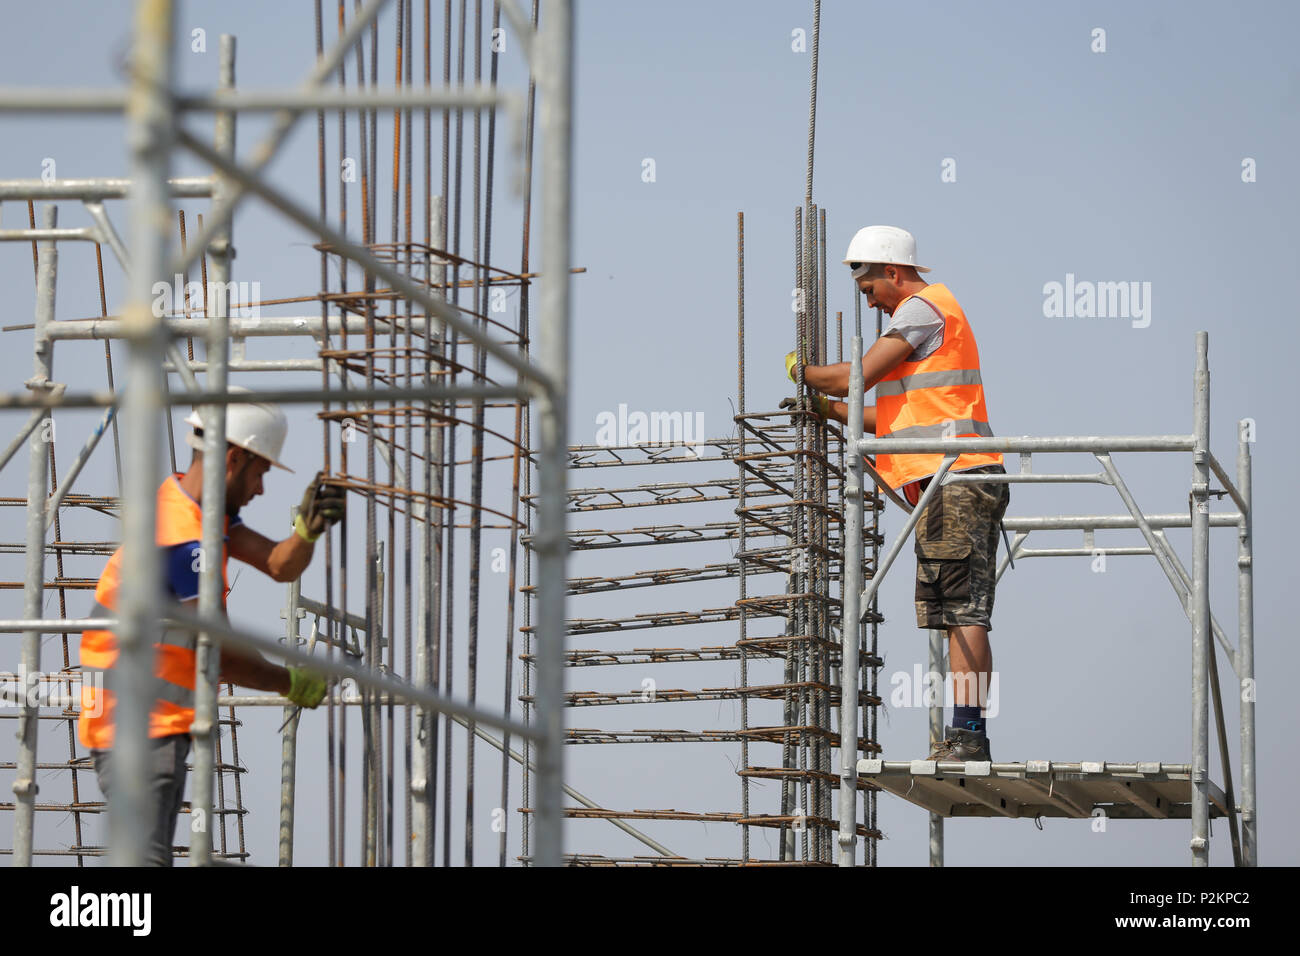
left=786, top=225, right=1009, bottom=762
left=78, top=388, right=345, bottom=865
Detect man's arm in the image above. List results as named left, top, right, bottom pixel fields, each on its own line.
left=228, top=523, right=315, bottom=583
left=822, top=401, right=876, bottom=433
left=802, top=332, right=914, bottom=397
left=175, top=595, right=292, bottom=693
left=218, top=641, right=291, bottom=694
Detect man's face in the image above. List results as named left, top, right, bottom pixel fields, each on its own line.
left=854, top=264, right=904, bottom=315
left=225, top=448, right=271, bottom=516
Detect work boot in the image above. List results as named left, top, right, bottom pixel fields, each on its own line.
left=927, top=725, right=992, bottom=762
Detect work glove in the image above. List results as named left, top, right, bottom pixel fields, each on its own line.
left=779, top=394, right=832, bottom=419
left=294, top=471, right=346, bottom=543
left=785, top=338, right=812, bottom=384
left=286, top=666, right=328, bottom=709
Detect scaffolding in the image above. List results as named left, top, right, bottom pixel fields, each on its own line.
left=0, top=0, right=571, bottom=866
left=0, top=0, right=1258, bottom=870
left=839, top=330, right=1256, bottom=867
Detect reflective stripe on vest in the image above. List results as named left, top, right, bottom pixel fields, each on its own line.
left=873, top=283, right=1002, bottom=490
left=82, top=664, right=197, bottom=709
left=875, top=367, right=985, bottom=398
left=883, top=418, right=995, bottom=440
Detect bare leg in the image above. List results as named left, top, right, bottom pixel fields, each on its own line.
left=948, top=624, right=991, bottom=710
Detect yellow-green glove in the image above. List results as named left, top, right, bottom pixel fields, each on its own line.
left=785, top=350, right=798, bottom=383
left=287, top=666, right=328, bottom=708
left=295, top=472, right=346, bottom=543
left=779, top=394, right=832, bottom=419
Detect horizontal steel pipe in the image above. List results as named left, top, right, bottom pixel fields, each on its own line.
left=858, top=435, right=1195, bottom=454
left=0, top=178, right=213, bottom=200
left=1015, top=547, right=1154, bottom=557
left=45, top=315, right=431, bottom=340
left=0, top=228, right=100, bottom=242
left=1002, top=513, right=1241, bottom=531
left=176, top=86, right=521, bottom=113
left=0, top=619, right=115, bottom=633
left=163, top=608, right=539, bottom=740
left=0, top=382, right=522, bottom=411
left=942, top=472, right=1111, bottom=484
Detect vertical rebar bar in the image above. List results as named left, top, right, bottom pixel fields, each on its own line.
left=736, top=210, right=750, bottom=864
left=464, top=0, right=484, bottom=867
left=498, top=0, right=536, bottom=869
left=439, top=0, right=468, bottom=868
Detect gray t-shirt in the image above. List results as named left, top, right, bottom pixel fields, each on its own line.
left=883, top=295, right=944, bottom=360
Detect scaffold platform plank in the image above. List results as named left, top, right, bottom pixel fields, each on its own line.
left=857, top=759, right=1228, bottom=820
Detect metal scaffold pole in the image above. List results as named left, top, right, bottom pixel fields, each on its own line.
left=838, top=333, right=863, bottom=867
left=111, top=0, right=177, bottom=868
left=10, top=205, right=56, bottom=866
left=192, top=31, right=236, bottom=869
left=532, top=0, right=572, bottom=869
left=1190, top=331, right=1210, bottom=866
left=1237, top=416, right=1256, bottom=867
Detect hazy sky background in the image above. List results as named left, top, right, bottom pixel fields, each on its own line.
left=0, top=0, right=1295, bottom=866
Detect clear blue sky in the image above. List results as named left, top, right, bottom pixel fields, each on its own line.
left=0, top=0, right=1294, bottom=866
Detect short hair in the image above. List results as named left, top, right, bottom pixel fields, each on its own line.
left=857, top=262, right=917, bottom=281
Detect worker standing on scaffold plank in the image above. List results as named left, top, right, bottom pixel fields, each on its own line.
left=784, top=225, right=1009, bottom=762
left=77, top=386, right=344, bottom=865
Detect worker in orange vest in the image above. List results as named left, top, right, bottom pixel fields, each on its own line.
left=786, top=226, right=1009, bottom=762
left=79, top=388, right=344, bottom=865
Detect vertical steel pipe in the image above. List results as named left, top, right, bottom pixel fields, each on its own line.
left=1189, top=331, right=1210, bottom=866
left=928, top=627, right=944, bottom=867
left=838, top=334, right=864, bottom=866
left=533, top=0, right=572, bottom=868
left=11, top=204, right=57, bottom=866
left=1237, top=418, right=1256, bottom=866
left=191, top=31, right=236, bottom=868
left=112, top=0, right=176, bottom=867
left=278, top=571, right=302, bottom=865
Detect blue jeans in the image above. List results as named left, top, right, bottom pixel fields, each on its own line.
left=91, top=733, right=190, bottom=866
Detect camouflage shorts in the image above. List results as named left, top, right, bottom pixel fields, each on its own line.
left=913, top=464, right=1010, bottom=631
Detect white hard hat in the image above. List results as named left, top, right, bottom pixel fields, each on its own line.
left=842, top=225, right=931, bottom=277
left=184, top=386, right=293, bottom=472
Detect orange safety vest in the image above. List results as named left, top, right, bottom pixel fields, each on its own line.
left=78, top=475, right=232, bottom=750
left=873, top=283, right=1002, bottom=492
